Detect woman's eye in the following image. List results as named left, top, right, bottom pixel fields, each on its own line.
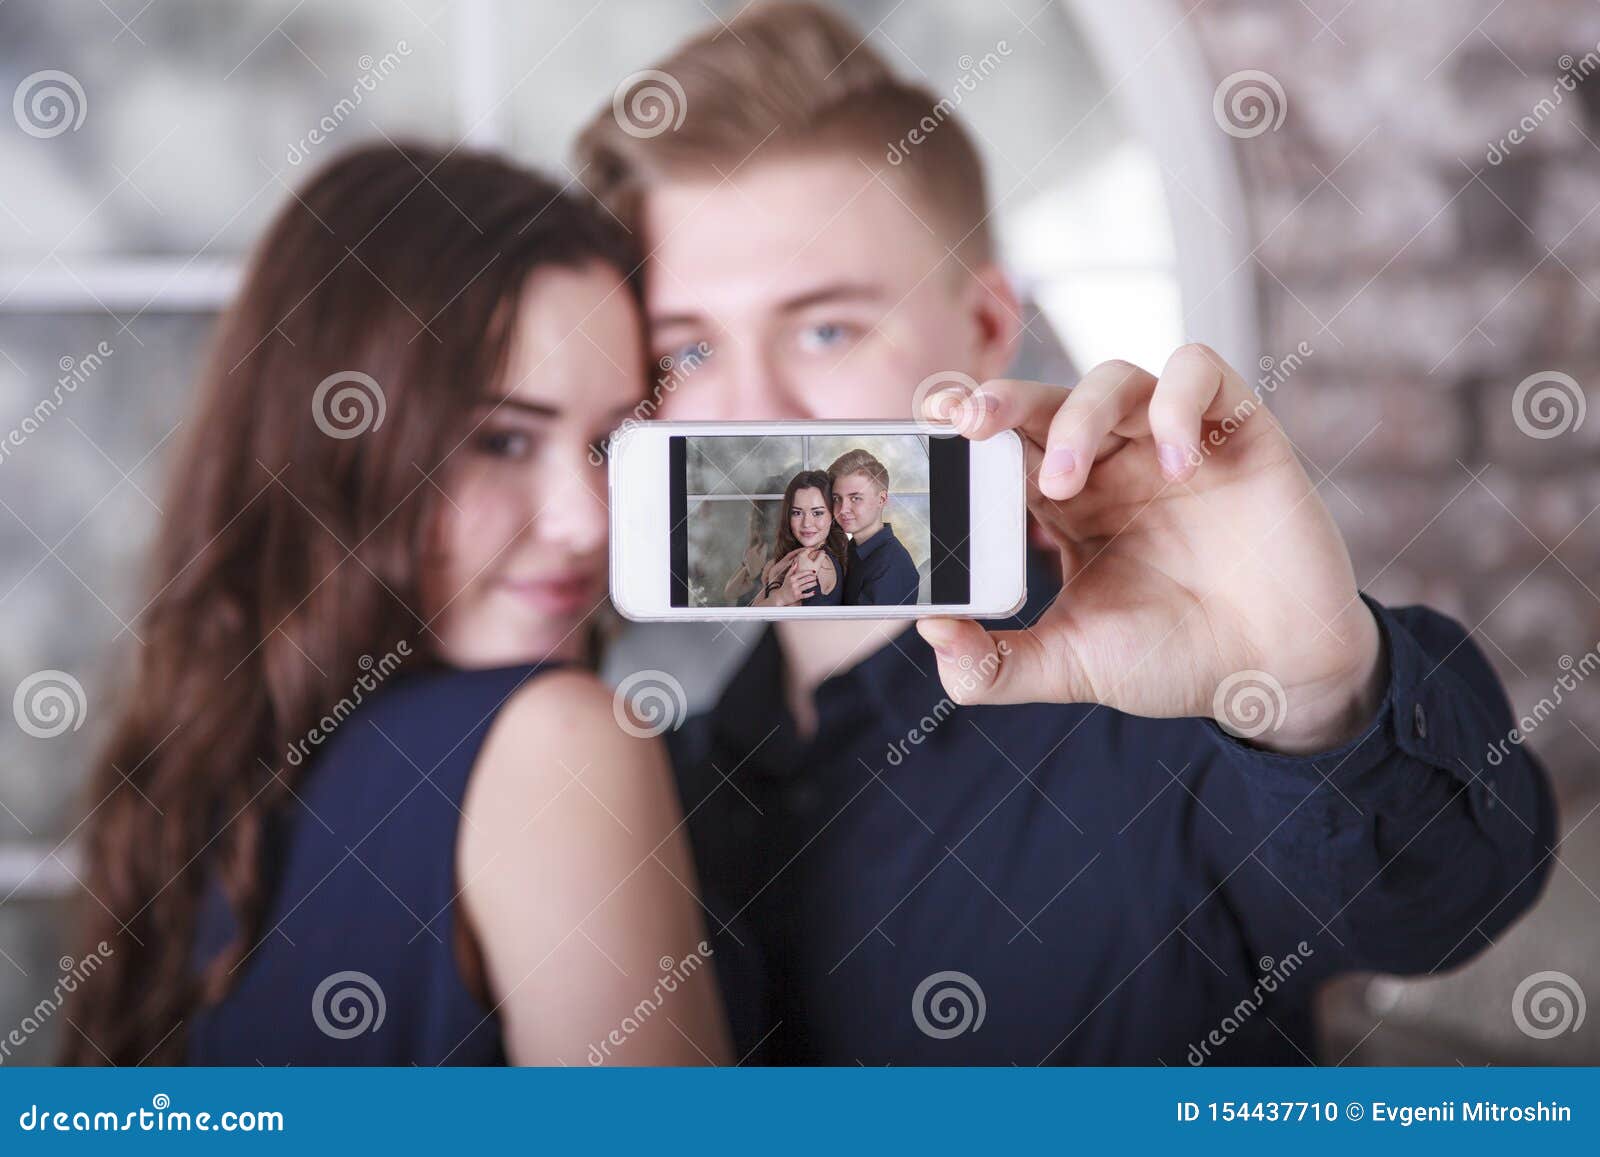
left=475, top=428, right=534, bottom=459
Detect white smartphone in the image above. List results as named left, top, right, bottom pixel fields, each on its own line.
left=608, top=420, right=1027, bottom=621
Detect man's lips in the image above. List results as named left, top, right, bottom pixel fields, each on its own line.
left=499, top=572, right=599, bottom=615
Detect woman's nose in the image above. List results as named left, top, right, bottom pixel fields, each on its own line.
left=538, top=450, right=607, bottom=555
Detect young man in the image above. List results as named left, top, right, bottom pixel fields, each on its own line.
left=827, top=449, right=919, bottom=607
left=578, top=2, right=1552, bottom=1064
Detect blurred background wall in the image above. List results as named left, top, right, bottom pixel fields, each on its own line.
left=0, top=0, right=1595, bottom=1064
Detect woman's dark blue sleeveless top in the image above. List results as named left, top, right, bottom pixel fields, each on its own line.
left=800, top=545, right=845, bottom=606
left=185, top=661, right=554, bottom=1065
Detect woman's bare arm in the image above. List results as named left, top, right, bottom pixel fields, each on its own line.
left=457, top=669, right=731, bottom=1065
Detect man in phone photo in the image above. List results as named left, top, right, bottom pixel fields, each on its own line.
left=580, top=1, right=1553, bottom=1065
left=827, top=449, right=920, bottom=607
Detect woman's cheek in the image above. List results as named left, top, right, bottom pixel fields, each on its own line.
left=446, top=475, right=524, bottom=582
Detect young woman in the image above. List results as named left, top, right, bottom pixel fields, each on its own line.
left=60, top=143, right=730, bottom=1066
left=749, top=470, right=846, bottom=607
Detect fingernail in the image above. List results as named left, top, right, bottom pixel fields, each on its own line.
left=1042, top=447, right=1076, bottom=478
left=1158, top=443, right=1188, bottom=479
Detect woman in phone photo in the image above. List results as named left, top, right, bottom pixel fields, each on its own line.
left=749, top=469, right=847, bottom=607
left=59, top=142, right=730, bottom=1067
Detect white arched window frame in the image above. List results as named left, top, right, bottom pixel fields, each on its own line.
left=1045, top=0, right=1259, bottom=374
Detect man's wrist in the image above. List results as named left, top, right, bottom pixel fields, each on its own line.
left=1255, top=603, right=1388, bottom=756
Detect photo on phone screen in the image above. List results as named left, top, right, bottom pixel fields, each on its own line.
left=668, top=432, right=972, bottom=610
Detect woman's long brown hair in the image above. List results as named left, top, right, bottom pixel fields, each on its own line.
left=60, top=142, right=640, bottom=1064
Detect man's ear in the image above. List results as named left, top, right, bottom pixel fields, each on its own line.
left=965, top=261, right=1022, bottom=381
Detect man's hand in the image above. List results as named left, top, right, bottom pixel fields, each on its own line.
left=916, top=344, right=1386, bottom=756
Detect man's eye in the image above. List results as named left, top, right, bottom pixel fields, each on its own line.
left=797, top=322, right=850, bottom=352
left=660, top=342, right=712, bottom=377
left=475, top=428, right=534, bottom=459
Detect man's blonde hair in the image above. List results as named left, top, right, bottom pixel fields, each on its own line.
left=828, top=448, right=889, bottom=492
left=574, top=1, right=993, bottom=261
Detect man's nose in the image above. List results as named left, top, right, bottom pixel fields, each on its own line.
left=724, top=343, right=808, bottom=420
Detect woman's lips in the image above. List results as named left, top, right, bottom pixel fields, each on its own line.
left=500, top=572, right=599, bottom=616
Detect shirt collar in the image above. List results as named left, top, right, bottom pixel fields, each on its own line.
left=850, top=522, right=898, bottom=560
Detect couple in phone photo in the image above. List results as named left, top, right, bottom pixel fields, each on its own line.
left=732, top=449, right=922, bottom=608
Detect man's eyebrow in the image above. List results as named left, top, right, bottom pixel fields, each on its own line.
left=649, top=281, right=887, bottom=329
left=775, top=281, right=886, bottom=313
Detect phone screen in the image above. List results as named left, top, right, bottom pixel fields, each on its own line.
left=667, top=432, right=971, bottom=609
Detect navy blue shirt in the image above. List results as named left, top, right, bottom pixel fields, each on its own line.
left=187, top=662, right=554, bottom=1065
left=666, top=552, right=1555, bottom=1064
left=843, top=522, right=919, bottom=606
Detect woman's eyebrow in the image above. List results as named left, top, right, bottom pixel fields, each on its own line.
left=477, top=395, right=559, bottom=419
